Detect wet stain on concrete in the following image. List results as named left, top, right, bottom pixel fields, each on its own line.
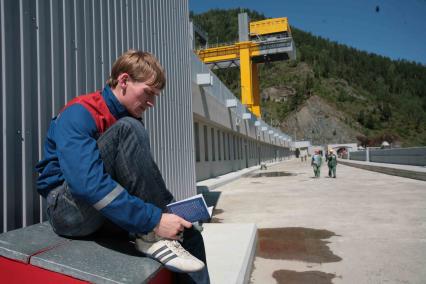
left=256, top=227, right=342, bottom=263
left=248, top=171, right=296, bottom=178
left=210, top=208, right=224, bottom=223
left=250, top=181, right=264, bottom=184
left=272, top=269, right=336, bottom=284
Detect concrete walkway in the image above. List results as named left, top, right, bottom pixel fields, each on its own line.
left=210, top=159, right=426, bottom=284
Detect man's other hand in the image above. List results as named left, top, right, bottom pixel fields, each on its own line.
left=153, top=213, right=192, bottom=240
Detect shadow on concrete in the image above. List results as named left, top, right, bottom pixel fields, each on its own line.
left=64, top=222, right=144, bottom=257
left=197, top=186, right=223, bottom=224
left=256, top=227, right=342, bottom=263
left=272, top=269, right=337, bottom=284
left=197, top=186, right=222, bottom=208
left=210, top=208, right=224, bottom=223
left=94, top=238, right=144, bottom=257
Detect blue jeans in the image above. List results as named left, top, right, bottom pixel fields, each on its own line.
left=46, top=117, right=210, bottom=283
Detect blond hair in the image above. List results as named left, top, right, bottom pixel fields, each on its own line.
left=107, top=50, right=166, bottom=89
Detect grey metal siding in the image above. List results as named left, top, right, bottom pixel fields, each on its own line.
left=368, top=147, right=426, bottom=166
left=1, top=0, right=194, bottom=232
left=350, top=150, right=366, bottom=161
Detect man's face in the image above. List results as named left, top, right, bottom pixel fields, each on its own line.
left=121, top=77, right=160, bottom=118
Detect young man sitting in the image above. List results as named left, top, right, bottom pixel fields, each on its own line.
left=36, top=50, right=210, bottom=283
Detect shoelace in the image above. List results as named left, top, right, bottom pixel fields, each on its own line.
left=169, top=240, right=192, bottom=257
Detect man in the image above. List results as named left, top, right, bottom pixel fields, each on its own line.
left=325, top=151, right=330, bottom=176
left=311, top=150, right=323, bottom=178
left=36, top=50, right=210, bottom=283
left=327, top=149, right=338, bottom=178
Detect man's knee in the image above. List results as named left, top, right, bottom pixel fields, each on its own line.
left=108, top=117, right=145, bottom=136
left=99, top=117, right=147, bottom=145
left=119, top=117, right=149, bottom=140
left=116, top=116, right=143, bottom=129
left=97, top=117, right=148, bottom=171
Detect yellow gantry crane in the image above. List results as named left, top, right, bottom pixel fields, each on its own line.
left=196, top=14, right=296, bottom=118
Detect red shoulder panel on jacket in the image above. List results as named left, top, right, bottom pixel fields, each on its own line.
left=61, top=92, right=117, bottom=134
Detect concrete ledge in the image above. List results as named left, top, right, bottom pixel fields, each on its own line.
left=0, top=222, right=67, bottom=263
left=202, top=223, right=257, bottom=284
left=197, top=166, right=261, bottom=190
left=339, top=159, right=426, bottom=181
left=1, top=222, right=259, bottom=284
left=0, top=223, right=165, bottom=284
left=197, top=160, right=286, bottom=190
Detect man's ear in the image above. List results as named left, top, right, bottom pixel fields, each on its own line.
left=118, top=73, right=130, bottom=89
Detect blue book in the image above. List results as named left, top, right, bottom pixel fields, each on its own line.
left=167, top=194, right=212, bottom=223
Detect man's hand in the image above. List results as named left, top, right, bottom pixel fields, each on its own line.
left=153, top=213, right=192, bottom=240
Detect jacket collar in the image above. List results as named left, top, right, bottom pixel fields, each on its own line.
left=102, top=85, right=129, bottom=119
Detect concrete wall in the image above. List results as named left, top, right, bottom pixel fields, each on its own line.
left=191, top=54, right=292, bottom=180
left=191, top=53, right=291, bottom=146
left=339, top=159, right=426, bottom=181
left=349, top=147, right=426, bottom=166
left=193, top=118, right=290, bottom=180
left=349, top=150, right=366, bottom=161
left=369, top=147, right=426, bottom=166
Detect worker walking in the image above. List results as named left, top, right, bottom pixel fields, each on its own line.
left=311, top=150, right=323, bottom=178
left=327, top=149, right=338, bottom=178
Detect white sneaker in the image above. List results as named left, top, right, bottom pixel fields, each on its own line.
left=135, top=233, right=205, bottom=273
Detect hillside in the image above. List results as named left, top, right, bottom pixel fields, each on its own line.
left=280, top=95, right=362, bottom=144
left=190, top=9, right=426, bottom=147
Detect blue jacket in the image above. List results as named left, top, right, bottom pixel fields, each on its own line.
left=36, top=86, right=162, bottom=233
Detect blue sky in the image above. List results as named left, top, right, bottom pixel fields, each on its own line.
left=189, top=0, right=426, bottom=65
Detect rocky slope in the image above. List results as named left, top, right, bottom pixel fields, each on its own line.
left=280, top=95, right=362, bottom=144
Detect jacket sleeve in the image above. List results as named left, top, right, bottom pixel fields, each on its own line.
left=55, top=104, right=162, bottom=233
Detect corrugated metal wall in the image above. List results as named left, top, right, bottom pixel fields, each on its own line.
left=0, top=0, right=195, bottom=232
